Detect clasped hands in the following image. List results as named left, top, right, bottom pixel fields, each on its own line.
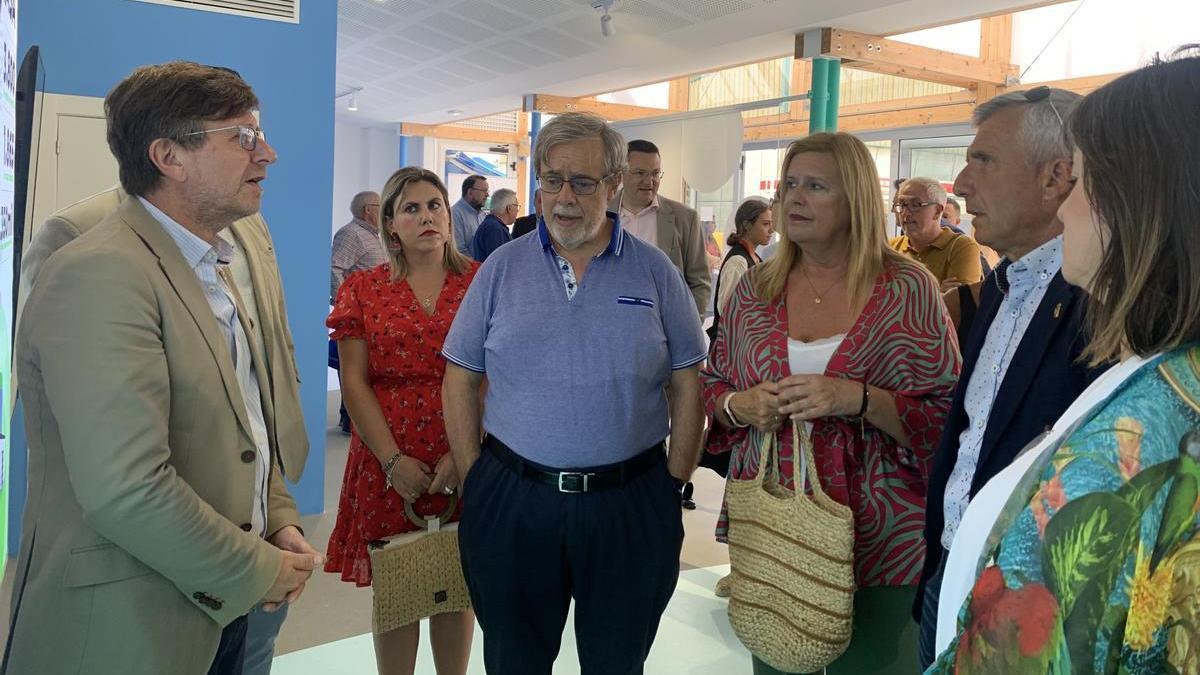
left=262, top=524, right=322, bottom=612
left=388, top=453, right=461, bottom=504
left=726, top=375, right=861, bottom=433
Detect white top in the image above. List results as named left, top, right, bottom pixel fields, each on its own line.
left=935, top=353, right=1157, bottom=654
left=787, top=334, right=844, bottom=478
left=787, top=334, right=843, bottom=376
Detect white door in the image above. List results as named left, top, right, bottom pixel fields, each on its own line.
left=53, top=113, right=115, bottom=210
left=26, top=93, right=116, bottom=241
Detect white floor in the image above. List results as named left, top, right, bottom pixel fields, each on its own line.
left=272, top=564, right=752, bottom=675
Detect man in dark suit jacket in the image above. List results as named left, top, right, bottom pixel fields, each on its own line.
left=914, top=88, right=1109, bottom=669
left=511, top=188, right=540, bottom=239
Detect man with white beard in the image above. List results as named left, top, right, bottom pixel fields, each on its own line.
left=441, top=112, right=706, bottom=675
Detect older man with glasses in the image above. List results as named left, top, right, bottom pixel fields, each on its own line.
left=889, top=177, right=983, bottom=289
left=442, top=112, right=705, bottom=675
left=913, top=86, right=1111, bottom=670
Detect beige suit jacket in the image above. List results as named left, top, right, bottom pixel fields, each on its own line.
left=20, top=187, right=308, bottom=479
left=4, top=196, right=302, bottom=675
left=611, top=190, right=711, bottom=314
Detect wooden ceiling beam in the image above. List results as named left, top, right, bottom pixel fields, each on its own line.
left=398, top=122, right=522, bottom=145
left=523, top=93, right=667, bottom=121
left=797, top=28, right=1011, bottom=88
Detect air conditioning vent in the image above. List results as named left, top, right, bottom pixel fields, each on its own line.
left=131, top=0, right=299, bottom=24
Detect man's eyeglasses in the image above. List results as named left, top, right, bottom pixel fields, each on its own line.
left=538, top=172, right=616, bottom=196
left=891, top=200, right=937, bottom=213
left=469, top=186, right=490, bottom=196
left=1022, top=86, right=1065, bottom=128
left=628, top=169, right=664, bottom=181
left=184, top=125, right=265, bottom=151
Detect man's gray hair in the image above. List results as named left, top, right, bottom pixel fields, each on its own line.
left=900, top=177, right=948, bottom=205
left=490, top=188, right=517, bottom=213
left=973, top=88, right=1081, bottom=167
left=533, top=112, right=626, bottom=180
left=350, top=190, right=379, bottom=219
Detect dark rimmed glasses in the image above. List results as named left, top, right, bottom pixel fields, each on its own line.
left=184, top=124, right=265, bottom=151
left=538, top=172, right=618, bottom=196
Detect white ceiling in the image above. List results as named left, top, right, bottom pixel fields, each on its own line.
left=335, top=0, right=1058, bottom=127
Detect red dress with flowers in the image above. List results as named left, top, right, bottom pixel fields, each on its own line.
left=324, top=262, right=478, bottom=586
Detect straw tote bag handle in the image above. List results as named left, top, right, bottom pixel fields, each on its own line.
left=753, top=418, right=828, bottom=502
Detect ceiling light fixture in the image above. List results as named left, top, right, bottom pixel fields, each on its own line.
left=447, top=109, right=464, bottom=116
left=335, top=85, right=364, bottom=112
left=591, top=0, right=621, bottom=38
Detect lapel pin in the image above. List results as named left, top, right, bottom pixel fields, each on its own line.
left=1053, top=302, right=1062, bottom=319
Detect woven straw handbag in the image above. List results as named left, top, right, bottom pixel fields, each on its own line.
left=726, top=419, right=856, bottom=672
left=368, top=495, right=471, bottom=634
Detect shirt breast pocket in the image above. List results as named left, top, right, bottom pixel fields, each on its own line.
left=616, top=296, right=655, bottom=308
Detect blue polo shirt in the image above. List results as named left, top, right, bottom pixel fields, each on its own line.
left=442, top=213, right=706, bottom=468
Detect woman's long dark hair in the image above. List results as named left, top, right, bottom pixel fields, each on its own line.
left=1069, top=45, right=1200, bottom=364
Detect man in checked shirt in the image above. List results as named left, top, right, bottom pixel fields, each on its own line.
left=329, top=190, right=388, bottom=433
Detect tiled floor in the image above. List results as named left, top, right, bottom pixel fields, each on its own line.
left=273, top=564, right=748, bottom=674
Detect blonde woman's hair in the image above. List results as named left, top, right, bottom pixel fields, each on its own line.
left=755, top=133, right=906, bottom=304
left=378, top=167, right=472, bottom=281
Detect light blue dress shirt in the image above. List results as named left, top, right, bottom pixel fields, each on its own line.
left=940, top=235, right=1063, bottom=549
left=451, top=198, right=487, bottom=256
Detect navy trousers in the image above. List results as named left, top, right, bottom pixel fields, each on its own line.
left=459, top=443, right=684, bottom=675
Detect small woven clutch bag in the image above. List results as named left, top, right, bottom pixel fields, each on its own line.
left=369, top=495, right=471, bottom=634
left=726, top=419, right=856, bottom=672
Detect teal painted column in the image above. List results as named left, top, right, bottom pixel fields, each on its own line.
left=808, top=57, right=842, bottom=134
left=809, top=57, right=829, bottom=135
left=825, top=58, right=841, bottom=132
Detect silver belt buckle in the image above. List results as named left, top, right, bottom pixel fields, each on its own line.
left=557, top=472, right=592, bottom=493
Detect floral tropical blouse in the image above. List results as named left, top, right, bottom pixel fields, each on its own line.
left=930, top=345, right=1200, bottom=674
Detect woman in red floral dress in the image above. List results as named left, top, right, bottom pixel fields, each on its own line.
left=325, top=167, right=480, bottom=675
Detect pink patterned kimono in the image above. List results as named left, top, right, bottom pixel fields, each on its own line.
left=702, top=260, right=959, bottom=587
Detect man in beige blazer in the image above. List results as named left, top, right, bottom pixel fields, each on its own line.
left=609, top=139, right=712, bottom=315
left=3, top=62, right=319, bottom=675
left=20, top=185, right=309, bottom=675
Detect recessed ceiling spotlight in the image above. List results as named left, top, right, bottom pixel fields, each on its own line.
left=447, top=109, right=464, bottom=116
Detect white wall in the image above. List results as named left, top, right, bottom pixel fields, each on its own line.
left=331, top=121, right=400, bottom=237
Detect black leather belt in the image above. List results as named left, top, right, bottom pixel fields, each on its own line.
left=484, top=436, right=664, bottom=493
